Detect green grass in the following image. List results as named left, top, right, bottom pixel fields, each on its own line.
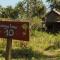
left=0, top=30, right=60, bottom=60
left=29, top=30, right=56, bottom=51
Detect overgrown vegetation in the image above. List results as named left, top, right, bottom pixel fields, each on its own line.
left=0, top=30, right=60, bottom=60
left=0, top=17, right=60, bottom=60
left=0, top=0, right=45, bottom=19
left=0, top=0, right=60, bottom=60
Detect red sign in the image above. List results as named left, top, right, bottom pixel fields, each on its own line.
left=0, top=21, right=29, bottom=41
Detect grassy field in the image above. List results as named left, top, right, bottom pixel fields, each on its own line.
left=0, top=30, right=60, bottom=60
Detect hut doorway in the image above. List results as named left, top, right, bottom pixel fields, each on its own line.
left=46, top=22, right=60, bottom=32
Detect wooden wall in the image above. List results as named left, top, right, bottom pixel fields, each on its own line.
left=46, top=22, right=60, bottom=32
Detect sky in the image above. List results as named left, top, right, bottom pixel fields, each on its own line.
left=43, top=0, right=50, bottom=8
left=0, top=0, right=20, bottom=7
left=0, top=0, right=49, bottom=7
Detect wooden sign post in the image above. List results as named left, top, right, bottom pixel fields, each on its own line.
left=5, top=25, right=14, bottom=60
left=5, top=38, right=12, bottom=60
left=0, top=21, right=29, bottom=60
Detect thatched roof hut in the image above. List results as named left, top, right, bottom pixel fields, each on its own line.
left=44, top=9, right=60, bottom=32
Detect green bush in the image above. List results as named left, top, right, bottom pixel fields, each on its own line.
left=31, top=16, right=43, bottom=31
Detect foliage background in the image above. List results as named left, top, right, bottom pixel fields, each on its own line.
left=0, top=0, right=60, bottom=60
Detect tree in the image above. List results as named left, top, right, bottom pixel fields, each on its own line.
left=0, top=0, right=46, bottom=19
left=0, top=6, right=3, bottom=17
left=5, top=6, right=13, bottom=18
left=24, top=0, right=46, bottom=17
left=0, top=7, right=7, bottom=18
left=15, top=2, right=25, bottom=18
left=47, top=0, right=60, bottom=10
left=0, top=6, right=19, bottom=19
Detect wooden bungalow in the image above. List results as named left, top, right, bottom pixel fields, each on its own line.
left=44, top=9, right=60, bottom=32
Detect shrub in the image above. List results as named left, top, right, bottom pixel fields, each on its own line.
left=31, top=16, right=43, bottom=31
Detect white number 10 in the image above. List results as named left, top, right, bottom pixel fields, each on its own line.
left=5, top=29, right=14, bottom=37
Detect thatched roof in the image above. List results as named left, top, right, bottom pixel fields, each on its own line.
left=53, top=9, right=60, bottom=15
left=46, top=8, right=60, bottom=16
left=43, top=8, right=60, bottom=22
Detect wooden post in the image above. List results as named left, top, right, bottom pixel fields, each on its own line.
left=5, top=37, right=12, bottom=60
left=5, top=24, right=13, bottom=60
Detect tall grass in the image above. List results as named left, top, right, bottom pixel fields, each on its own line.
left=0, top=17, right=60, bottom=60
left=0, top=30, right=60, bottom=60
left=29, top=30, right=60, bottom=51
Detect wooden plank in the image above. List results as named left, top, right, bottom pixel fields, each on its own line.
left=5, top=38, right=12, bottom=60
